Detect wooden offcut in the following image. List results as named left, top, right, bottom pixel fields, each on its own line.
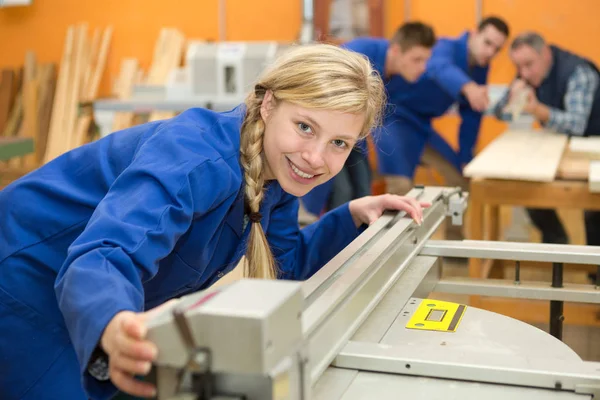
left=13, top=51, right=39, bottom=169
left=44, top=23, right=112, bottom=163
left=0, top=70, right=16, bottom=134
left=568, top=136, right=600, bottom=160
left=111, top=58, right=139, bottom=132
left=463, top=129, right=568, bottom=182
left=147, top=28, right=185, bottom=123
left=36, top=64, right=57, bottom=164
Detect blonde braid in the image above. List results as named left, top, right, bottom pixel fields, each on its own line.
left=239, top=92, right=277, bottom=279
left=237, top=43, right=386, bottom=279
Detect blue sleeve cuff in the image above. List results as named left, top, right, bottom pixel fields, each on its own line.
left=447, top=74, right=471, bottom=100
left=334, top=202, right=364, bottom=239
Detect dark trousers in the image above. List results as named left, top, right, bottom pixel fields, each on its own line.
left=328, top=149, right=372, bottom=210
left=526, top=208, right=600, bottom=245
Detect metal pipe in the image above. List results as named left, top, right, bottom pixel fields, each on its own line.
left=433, top=278, right=600, bottom=304
left=421, top=240, right=600, bottom=265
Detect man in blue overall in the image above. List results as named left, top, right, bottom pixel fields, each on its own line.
left=302, top=21, right=436, bottom=216
left=494, top=32, right=600, bottom=253
left=378, top=16, right=510, bottom=197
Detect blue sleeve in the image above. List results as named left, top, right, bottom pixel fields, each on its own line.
left=53, top=123, right=239, bottom=399
left=427, top=41, right=472, bottom=99
left=458, top=103, right=484, bottom=165
left=342, top=38, right=369, bottom=54
left=267, top=195, right=364, bottom=281
left=342, top=38, right=385, bottom=77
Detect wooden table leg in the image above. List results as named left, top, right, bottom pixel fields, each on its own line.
left=468, top=180, right=485, bottom=308
left=485, top=204, right=503, bottom=278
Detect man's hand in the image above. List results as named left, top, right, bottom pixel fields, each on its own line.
left=508, top=79, right=528, bottom=102
left=462, top=82, right=490, bottom=112
left=523, top=88, right=541, bottom=115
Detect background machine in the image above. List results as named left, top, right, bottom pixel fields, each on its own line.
left=144, top=186, right=600, bottom=400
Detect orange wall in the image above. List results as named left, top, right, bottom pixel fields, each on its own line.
left=2, top=0, right=600, bottom=152
left=0, top=0, right=301, bottom=96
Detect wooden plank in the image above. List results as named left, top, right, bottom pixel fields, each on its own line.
left=44, top=25, right=75, bottom=163
left=147, top=28, right=184, bottom=122
left=0, top=69, right=16, bottom=134
left=568, top=136, right=600, bottom=160
left=589, top=161, right=600, bottom=193
left=470, top=177, right=600, bottom=210
left=464, top=129, right=568, bottom=182
left=14, top=51, right=39, bottom=169
left=73, top=26, right=112, bottom=148
left=111, top=58, right=139, bottom=132
left=2, top=91, right=22, bottom=138
left=64, top=24, right=88, bottom=151
left=146, top=28, right=172, bottom=85
left=35, top=64, right=57, bottom=164
left=557, top=152, right=589, bottom=181
left=81, top=27, right=101, bottom=99
left=84, top=26, right=112, bottom=101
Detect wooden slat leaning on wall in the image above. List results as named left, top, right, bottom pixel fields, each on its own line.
left=43, top=23, right=112, bottom=164
left=111, top=58, right=141, bottom=132
left=146, top=28, right=185, bottom=123
left=0, top=70, right=16, bottom=135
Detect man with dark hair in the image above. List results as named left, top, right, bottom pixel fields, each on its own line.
left=376, top=16, right=510, bottom=199
left=302, top=21, right=437, bottom=216
left=494, top=31, right=600, bottom=247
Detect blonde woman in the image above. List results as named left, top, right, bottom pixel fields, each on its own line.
left=0, top=44, right=428, bottom=400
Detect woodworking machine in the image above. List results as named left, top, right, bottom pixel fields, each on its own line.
left=145, top=186, right=600, bottom=400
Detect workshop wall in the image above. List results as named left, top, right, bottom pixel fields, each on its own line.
left=0, top=0, right=302, bottom=96
left=2, top=0, right=599, bottom=154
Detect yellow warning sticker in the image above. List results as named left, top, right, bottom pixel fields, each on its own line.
left=406, top=299, right=467, bottom=332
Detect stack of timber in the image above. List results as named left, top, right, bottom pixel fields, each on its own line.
left=43, top=23, right=113, bottom=163
left=1, top=53, right=57, bottom=171
left=108, top=28, right=185, bottom=132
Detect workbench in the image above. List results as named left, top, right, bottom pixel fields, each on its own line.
left=0, top=137, right=33, bottom=162
left=140, top=186, right=600, bottom=400
left=467, top=146, right=600, bottom=328
left=0, top=137, right=34, bottom=188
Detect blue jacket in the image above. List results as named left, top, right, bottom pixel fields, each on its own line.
left=389, top=31, right=490, bottom=165
left=0, top=106, right=361, bottom=399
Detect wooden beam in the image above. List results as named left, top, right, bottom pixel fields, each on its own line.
left=469, top=177, right=600, bottom=210
left=0, top=69, right=16, bottom=134
left=464, top=130, right=568, bottom=182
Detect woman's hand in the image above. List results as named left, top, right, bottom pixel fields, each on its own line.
left=100, top=300, right=178, bottom=398
left=348, top=194, right=431, bottom=227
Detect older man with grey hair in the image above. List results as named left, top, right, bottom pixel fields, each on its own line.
left=494, top=31, right=600, bottom=250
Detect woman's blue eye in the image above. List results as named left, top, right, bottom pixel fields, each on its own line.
left=298, top=122, right=312, bottom=133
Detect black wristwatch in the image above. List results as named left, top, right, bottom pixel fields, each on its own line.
left=88, top=345, right=110, bottom=381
